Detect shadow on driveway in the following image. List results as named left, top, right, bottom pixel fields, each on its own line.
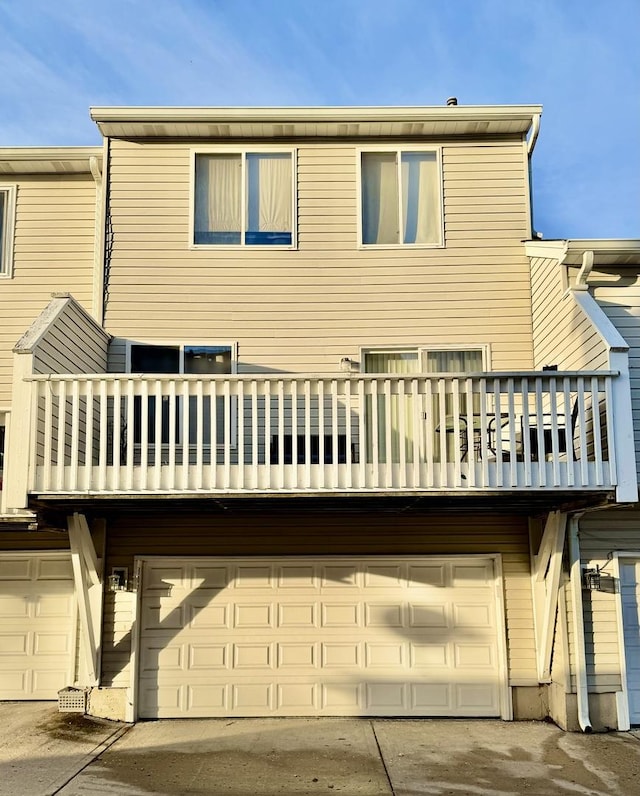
left=45, top=717, right=640, bottom=796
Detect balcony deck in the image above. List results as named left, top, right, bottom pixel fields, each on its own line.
left=21, top=371, right=618, bottom=498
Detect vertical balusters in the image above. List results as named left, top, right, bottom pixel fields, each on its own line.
left=139, top=379, right=149, bottom=491
left=153, top=379, right=162, bottom=491
left=521, top=378, right=532, bottom=487
left=84, top=379, right=94, bottom=492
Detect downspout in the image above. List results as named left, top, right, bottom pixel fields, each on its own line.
left=90, top=153, right=104, bottom=325
left=568, top=513, right=592, bottom=732
left=90, top=135, right=110, bottom=327
left=526, top=113, right=541, bottom=238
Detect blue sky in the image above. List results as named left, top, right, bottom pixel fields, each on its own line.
left=0, top=0, right=638, bottom=239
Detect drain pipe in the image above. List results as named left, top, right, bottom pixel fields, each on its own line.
left=568, top=513, right=592, bottom=732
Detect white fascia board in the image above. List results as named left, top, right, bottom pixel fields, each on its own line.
left=571, top=289, right=630, bottom=352
left=524, top=240, right=568, bottom=260
left=0, top=147, right=103, bottom=174
left=90, top=104, right=542, bottom=124
left=565, top=239, right=640, bottom=254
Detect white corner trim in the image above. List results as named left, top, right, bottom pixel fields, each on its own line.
left=611, top=552, right=640, bottom=731
left=569, top=290, right=629, bottom=353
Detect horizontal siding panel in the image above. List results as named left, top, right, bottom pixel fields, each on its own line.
left=104, top=138, right=533, bottom=372
left=0, top=175, right=95, bottom=402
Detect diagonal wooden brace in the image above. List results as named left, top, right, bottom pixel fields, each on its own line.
left=532, top=510, right=567, bottom=682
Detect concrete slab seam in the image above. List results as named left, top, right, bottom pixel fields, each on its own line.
left=47, top=723, right=132, bottom=796
left=370, top=721, right=396, bottom=796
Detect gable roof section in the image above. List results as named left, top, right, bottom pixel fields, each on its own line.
left=90, top=105, right=542, bottom=140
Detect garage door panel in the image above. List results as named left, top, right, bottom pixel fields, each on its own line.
left=0, top=553, right=75, bottom=700
left=278, top=565, right=316, bottom=588
left=0, top=558, right=31, bottom=580
left=365, top=603, right=403, bottom=626
left=138, top=556, right=505, bottom=719
left=453, top=603, right=494, bottom=627
left=409, top=603, right=448, bottom=627
left=278, top=603, right=317, bottom=627
left=364, top=565, right=404, bottom=587
left=0, top=632, right=30, bottom=654
left=408, top=565, right=446, bottom=587
left=0, top=595, right=31, bottom=619
left=451, top=562, right=494, bottom=586
left=36, top=558, right=74, bottom=580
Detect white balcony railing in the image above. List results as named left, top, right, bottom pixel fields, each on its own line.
left=24, top=371, right=617, bottom=495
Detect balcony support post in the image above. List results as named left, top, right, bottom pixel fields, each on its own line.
left=608, top=350, right=638, bottom=502
left=532, top=510, right=567, bottom=682
left=68, top=512, right=103, bottom=687
left=3, top=351, right=35, bottom=512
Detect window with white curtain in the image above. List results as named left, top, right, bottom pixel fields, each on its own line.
left=360, top=149, right=442, bottom=246
left=0, top=186, right=16, bottom=277
left=194, top=151, right=294, bottom=246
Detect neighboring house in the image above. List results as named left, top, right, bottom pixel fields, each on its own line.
left=0, top=104, right=637, bottom=729
left=0, top=147, right=103, bottom=699
left=526, top=239, right=640, bottom=731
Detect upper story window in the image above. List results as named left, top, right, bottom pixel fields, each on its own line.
left=0, top=186, right=16, bottom=277
left=359, top=149, right=443, bottom=247
left=193, top=151, right=294, bottom=247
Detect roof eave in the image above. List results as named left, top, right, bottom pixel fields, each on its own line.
left=89, top=104, right=542, bottom=139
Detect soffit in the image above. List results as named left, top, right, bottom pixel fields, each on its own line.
left=525, top=239, right=640, bottom=268
left=564, top=239, right=640, bottom=267
left=90, top=105, right=541, bottom=140
left=0, top=147, right=102, bottom=175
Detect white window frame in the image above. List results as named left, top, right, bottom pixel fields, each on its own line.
left=0, top=185, right=17, bottom=278
left=125, top=340, right=238, bottom=449
left=420, top=344, right=490, bottom=372
left=189, top=147, right=297, bottom=250
left=360, top=344, right=491, bottom=372
left=356, top=146, right=444, bottom=249
left=125, top=340, right=238, bottom=375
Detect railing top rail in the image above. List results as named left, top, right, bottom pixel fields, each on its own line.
left=26, top=370, right=619, bottom=383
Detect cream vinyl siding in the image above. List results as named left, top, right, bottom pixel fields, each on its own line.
left=100, top=512, right=536, bottom=689
left=104, top=139, right=533, bottom=374
left=529, top=257, right=609, bottom=371
left=590, top=272, right=640, bottom=481
left=0, top=175, right=96, bottom=405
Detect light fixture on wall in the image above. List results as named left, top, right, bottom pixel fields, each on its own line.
left=340, top=357, right=359, bottom=372
left=108, top=567, right=129, bottom=592
left=582, top=566, right=602, bottom=591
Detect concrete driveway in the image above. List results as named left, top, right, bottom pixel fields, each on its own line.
left=2, top=706, right=640, bottom=796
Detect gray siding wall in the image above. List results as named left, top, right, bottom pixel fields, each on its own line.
left=591, top=271, right=640, bottom=481
left=32, top=300, right=109, bottom=375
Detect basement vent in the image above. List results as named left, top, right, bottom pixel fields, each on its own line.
left=58, top=686, right=87, bottom=713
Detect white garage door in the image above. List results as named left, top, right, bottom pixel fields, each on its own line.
left=0, top=553, right=76, bottom=699
left=621, top=559, right=640, bottom=724
left=138, top=556, right=506, bottom=719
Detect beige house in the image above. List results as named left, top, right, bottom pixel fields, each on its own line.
left=0, top=104, right=638, bottom=730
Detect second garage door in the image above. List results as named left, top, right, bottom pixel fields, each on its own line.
left=0, top=552, right=76, bottom=700
left=137, top=556, right=507, bottom=719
